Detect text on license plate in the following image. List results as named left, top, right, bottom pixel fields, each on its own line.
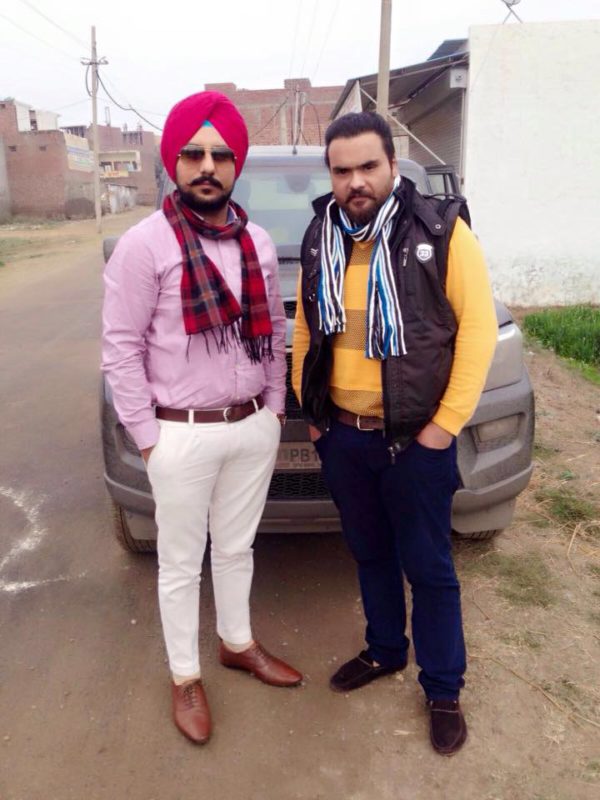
left=276, top=442, right=321, bottom=470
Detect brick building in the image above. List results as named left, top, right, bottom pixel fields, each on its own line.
left=0, top=99, right=94, bottom=218
left=204, top=78, right=343, bottom=146
left=62, top=123, right=158, bottom=206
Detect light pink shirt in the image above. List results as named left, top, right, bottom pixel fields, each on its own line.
left=101, top=210, right=286, bottom=450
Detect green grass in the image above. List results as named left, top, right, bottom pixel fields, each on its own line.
left=524, top=306, right=600, bottom=382
left=466, top=550, right=556, bottom=608
left=534, top=487, right=598, bottom=530
left=499, top=630, right=542, bottom=649
left=0, top=237, right=51, bottom=263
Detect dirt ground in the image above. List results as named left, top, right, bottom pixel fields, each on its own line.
left=1, top=211, right=599, bottom=799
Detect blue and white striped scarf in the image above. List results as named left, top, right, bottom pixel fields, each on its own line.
left=317, top=176, right=406, bottom=359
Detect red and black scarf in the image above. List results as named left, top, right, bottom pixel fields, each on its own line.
left=163, top=190, right=273, bottom=363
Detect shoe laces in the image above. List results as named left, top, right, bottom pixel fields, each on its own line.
left=250, top=642, right=270, bottom=665
left=181, top=681, right=202, bottom=709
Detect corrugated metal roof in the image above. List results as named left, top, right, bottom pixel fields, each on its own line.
left=427, top=39, right=468, bottom=61
left=331, top=43, right=469, bottom=119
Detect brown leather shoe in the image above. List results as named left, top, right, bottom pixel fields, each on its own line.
left=172, top=679, right=212, bottom=744
left=427, top=699, right=467, bottom=756
left=219, top=641, right=302, bottom=687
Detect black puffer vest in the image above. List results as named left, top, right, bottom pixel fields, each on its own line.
left=299, top=179, right=464, bottom=456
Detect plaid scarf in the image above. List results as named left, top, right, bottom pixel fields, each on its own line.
left=163, top=190, right=273, bottom=363
left=318, top=176, right=406, bottom=359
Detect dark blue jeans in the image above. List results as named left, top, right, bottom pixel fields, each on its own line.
left=315, top=420, right=466, bottom=700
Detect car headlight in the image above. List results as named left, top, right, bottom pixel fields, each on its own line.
left=484, top=323, right=524, bottom=391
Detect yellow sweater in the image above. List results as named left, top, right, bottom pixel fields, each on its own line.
left=291, top=217, right=497, bottom=436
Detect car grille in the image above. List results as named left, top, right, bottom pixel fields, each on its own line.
left=285, top=352, right=302, bottom=419
left=267, top=471, right=331, bottom=500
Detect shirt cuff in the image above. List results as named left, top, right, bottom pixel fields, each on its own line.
left=127, top=418, right=160, bottom=451
left=262, top=391, right=285, bottom=416
left=432, top=405, right=467, bottom=437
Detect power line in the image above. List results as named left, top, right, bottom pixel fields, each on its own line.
left=96, top=69, right=163, bottom=131
left=53, top=98, right=90, bottom=111
left=311, top=0, right=342, bottom=82
left=304, top=100, right=322, bottom=146
left=250, top=99, right=288, bottom=140
left=100, top=72, right=166, bottom=118
left=0, top=10, right=80, bottom=61
left=17, top=0, right=88, bottom=48
left=298, top=0, right=320, bottom=77
left=287, top=0, right=304, bottom=78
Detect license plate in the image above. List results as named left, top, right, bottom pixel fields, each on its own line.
left=276, top=442, right=321, bottom=470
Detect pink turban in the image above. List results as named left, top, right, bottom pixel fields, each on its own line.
left=160, top=91, right=249, bottom=180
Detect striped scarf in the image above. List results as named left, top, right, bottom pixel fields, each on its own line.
left=317, top=176, right=406, bottom=359
left=163, top=191, right=273, bottom=364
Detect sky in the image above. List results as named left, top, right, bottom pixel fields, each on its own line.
left=1, top=0, right=599, bottom=131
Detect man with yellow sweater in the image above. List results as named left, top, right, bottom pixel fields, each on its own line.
left=292, top=112, right=497, bottom=756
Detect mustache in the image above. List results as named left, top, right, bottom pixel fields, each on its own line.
left=189, top=176, right=223, bottom=189
left=347, top=190, right=374, bottom=200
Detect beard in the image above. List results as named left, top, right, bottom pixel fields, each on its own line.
left=340, top=192, right=385, bottom=227
left=177, top=177, right=233, bottom=216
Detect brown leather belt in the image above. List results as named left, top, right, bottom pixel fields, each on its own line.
left=156, top=394, right=264, bottom=424
left=333, top=406, right=385, bottom=431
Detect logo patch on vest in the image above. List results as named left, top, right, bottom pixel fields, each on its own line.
left=415, top=243, right=433, bottom=263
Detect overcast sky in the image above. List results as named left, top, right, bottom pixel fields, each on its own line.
left=1, top=0, right=599, bottom=131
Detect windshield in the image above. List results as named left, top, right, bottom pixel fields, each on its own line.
left=232, top=163, right=330, bottom=246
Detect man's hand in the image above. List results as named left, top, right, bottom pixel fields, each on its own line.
left=308, top=424, right=322, bottom=442
left=416, top=421, right=453, bottom=450
left=140, top=446, right=154, bottom=464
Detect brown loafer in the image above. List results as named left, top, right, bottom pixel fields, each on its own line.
left=172, top=679, right=212, bottom=744
left=219, top=641, right=302, bottom=687
left=427, top=699, right=467, bottom=756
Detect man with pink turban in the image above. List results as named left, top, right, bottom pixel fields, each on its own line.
left=102, top=91, right=302, bottom=745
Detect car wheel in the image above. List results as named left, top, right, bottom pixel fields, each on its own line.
left=452, top=528, right=502, bottom=541
left=110, top=501, right=156, bottom=554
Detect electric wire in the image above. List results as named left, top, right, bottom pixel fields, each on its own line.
left=287, top=0, right=304, bottom=78
left=96, top=70, right=163, bottom=131
left=17, top=0, right=88, bottom=48
left=304, top=100, right=322, bottom=146
left=53, top=98, right=90, bottom=110
left=311, top=0, right=342, bottom=82
left=0, top=10, right=80, bottom=61
left=100, top=71, right=165, bottom=118
left=250, top=99, right=288, bottom=140
left=298, top=0, right=319, bottom=77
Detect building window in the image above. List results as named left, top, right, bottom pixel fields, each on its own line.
left=39, top=145, right=47, bottom=151
left=8, top=145, right=16, bottom=152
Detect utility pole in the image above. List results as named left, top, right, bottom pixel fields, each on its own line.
left=377, top=0, right=392, bottom=116
left=81, top=27, right=107, bottom=233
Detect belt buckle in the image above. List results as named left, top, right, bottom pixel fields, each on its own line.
left=222, top=406, right=233, bottom=422
left=356, top=415, right=374, bottom=432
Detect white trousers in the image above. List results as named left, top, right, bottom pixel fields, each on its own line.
left=146, top=406, right=281, bottom=677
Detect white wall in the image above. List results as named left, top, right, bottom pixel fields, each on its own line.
left=34, top=110, right=59, bottom=131
left=14, top=101, right=31, bottom=132
left=465, top=21, right=600, bottom=306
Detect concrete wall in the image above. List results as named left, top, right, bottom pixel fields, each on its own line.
left=465, top=21, right=600, bottom=306
left=406, top=91, right=463, bottom=175
left=0, top=138, right=11, bottom=221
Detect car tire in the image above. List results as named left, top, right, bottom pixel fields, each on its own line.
left=110, top=501, right=156, bottom=554
left=452, top=528, right=502, bottom=541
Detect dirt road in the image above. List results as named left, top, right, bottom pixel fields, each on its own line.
left=0, top=211, right=598, bottom=800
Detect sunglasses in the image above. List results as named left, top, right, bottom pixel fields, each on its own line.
left=178, top=145, right=236, bottom=164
